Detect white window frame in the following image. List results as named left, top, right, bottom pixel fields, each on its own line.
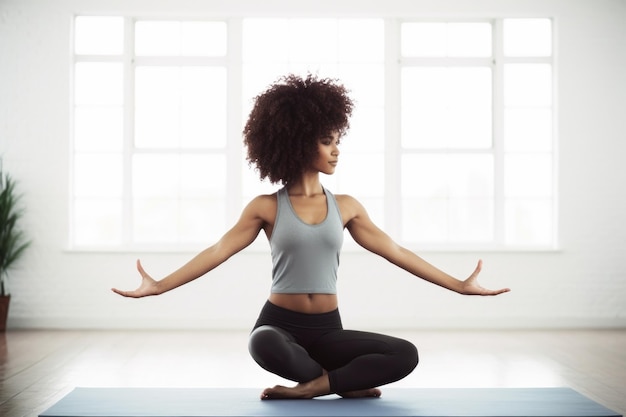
left=70, top=15, right=557, bottom=252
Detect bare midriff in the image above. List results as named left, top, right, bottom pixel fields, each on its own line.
left=268, top=293, right=339, bottom=314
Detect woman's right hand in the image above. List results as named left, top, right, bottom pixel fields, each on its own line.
left=111, top=259, right=160, bottom=298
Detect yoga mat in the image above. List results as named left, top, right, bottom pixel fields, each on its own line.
left=40, top=387, right=622, bottom=417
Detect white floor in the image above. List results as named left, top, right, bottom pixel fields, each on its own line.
left=1, top=329, right=625, bottom=416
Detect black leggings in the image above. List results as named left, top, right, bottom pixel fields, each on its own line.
left=248, top=301, right=418, bottom=394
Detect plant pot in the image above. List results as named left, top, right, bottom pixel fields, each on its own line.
left=0, top=295, right=10, bottom=332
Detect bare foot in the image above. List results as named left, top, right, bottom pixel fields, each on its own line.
left=261, top=384, right=382, bottom=400
left=261, top=384, right=315, bottom=400
left=261, top=374, right=332, bottom=400
left=338, top=388, right=382, bottom=398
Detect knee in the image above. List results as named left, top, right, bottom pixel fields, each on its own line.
left=248, top=325, right=290, bottom=362
left=407, top=340, right=419, bottom=369
left=248, top=325, right=322, bottom=383
left=396, top=339, right=419, bottom=374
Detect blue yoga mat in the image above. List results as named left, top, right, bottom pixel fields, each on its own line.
left=40, top=387, right=621, bottom=417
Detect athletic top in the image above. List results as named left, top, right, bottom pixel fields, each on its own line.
left=270, top=186, right=344, bottom=294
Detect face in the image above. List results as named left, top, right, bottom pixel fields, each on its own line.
left=311, top=131, right=341, bottom=175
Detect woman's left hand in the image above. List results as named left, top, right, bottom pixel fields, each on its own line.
left=460, top=260, right=510, bottom=296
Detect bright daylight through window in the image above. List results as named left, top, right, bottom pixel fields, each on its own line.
left=71, top=16, right=555, bottom=250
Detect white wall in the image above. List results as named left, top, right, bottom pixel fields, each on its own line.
left=1, top=0, right=625, bottom=330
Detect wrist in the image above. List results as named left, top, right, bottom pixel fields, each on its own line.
left=152, top=280, right=165, bottom=295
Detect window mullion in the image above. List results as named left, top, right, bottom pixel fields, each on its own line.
left=493, top=18, right=506, bottom=246
left=385, top=18, right=401, bottom=239
left=122, top=16, right=135, bottom=247
left=227, top=18, right=243, bottom=225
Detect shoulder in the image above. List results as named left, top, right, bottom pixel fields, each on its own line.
left=241, top=193, right=277, bottom=223
left=334, top=194, right=369, bottom=226
left=246, top=192, right=277, bottom=211
left=334, top=193, right=360, bottom=206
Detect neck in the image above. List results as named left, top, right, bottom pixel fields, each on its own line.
left=287, top=172, right=323, bottom=197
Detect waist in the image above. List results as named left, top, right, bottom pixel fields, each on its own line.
left=254, top=300, right=342, bottom=332
left=268, top=293, right=338, bottom=314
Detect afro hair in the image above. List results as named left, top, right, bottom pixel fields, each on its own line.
left=243, top=74, right=354, bottom=185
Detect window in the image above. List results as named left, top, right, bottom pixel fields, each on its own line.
left=399, top=19, right=554, bottom=248
left=71, top=16, right=555, bottom=250
left=72, top=17, right=228, bottom=248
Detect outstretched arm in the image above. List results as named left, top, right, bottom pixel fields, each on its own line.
left=112, top=196, right=268, bottom=298
left=342, top=196, right=510, bottom=296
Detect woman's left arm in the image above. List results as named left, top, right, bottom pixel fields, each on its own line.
left=341, top=195, right=510, bottom=296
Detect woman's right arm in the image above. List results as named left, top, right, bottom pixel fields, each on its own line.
left=111, top=196, right=270, bottom=298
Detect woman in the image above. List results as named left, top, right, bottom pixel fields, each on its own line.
left=112, top=74, right=510, bottom=400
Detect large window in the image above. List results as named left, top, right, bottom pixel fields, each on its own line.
left=399, top=19, right=554, bottom=247
left=71, top=16, right=555, bottom=250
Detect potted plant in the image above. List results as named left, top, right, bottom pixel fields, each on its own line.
left=0, top=165, right=31, bottom=331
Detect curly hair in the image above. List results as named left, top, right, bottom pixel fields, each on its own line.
left=243, top=74, right=354, bottom=185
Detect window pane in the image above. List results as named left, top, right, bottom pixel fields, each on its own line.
left=447, top=22, right=492, bottom=57
left=74, top=153, right=123, bottom=198
left=133, top=197, right=226, bottom=244
left=180, top=67, right=227, bottom=148
left=402, top=198, right=448, bottom=243
left=74, top=16, right=124, bottom=55
left=243, top=18, right=383, bottom=65
left=133, top=154, right=180, bottom=198
left=243, top=19, right=289, bottom=62
left=504, top=153, right=552, bottom=198
left=133, top=154, right=226, bottom=198
left=503, top=19, right=552, bottom=57
left=504, top=64, right=552, bottom=107
left=402, top=154, right=494, bottom=243
left=402, top=67, right=492, bottom=149
left=401, top=22, right=492, bottom=57
left=135, top=21, right=226, bottom=56
left=402, top=197, right=493, bottom=243
left=134, top=105, right=179, bottom=149
left=135, top=67, right=226, bottom=149
left=505, top=199, right=553, bottom=246
left=402, top=154, right=494, bottom=198
left=504, top=108, right=552, bottom=152
left=133, top=198, right=179, bottom=243
left=338, top=20, right=385, bottom=62
left=74, top=107, right=123, bottom=152
left=402, top=23, right=447, bottom=57
left=179, top=154, right=227, bottom=197
left=181, top=21, right=227, bottom=56
left=288, top=19, right=338, bottom=63
left=74, top=63, right=123, bottom=106
left=179, top=198, right=226, bottom=243
left=449, top=198, right=494, bottom=242
left=73, top=199, right=122, bottom=245
left=132, top=154, right=227, bottom=244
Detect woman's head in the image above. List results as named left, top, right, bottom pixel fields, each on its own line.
left=243, top=74, right=354, bottom=185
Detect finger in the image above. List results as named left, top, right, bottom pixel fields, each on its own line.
left=484, top=287, right=511, bottom=296
left=466, top=260, right=483, bottom=285
left=136, top=259, right=147, bottom=277
left=473, top=259, right=483, bottom=276
left=111, top=288, right=132, bottom=297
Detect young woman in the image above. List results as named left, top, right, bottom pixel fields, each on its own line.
left=112, top=74, right=510, bottom=400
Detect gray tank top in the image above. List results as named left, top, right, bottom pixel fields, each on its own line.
left=270, top=186, right=344, bottom=294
